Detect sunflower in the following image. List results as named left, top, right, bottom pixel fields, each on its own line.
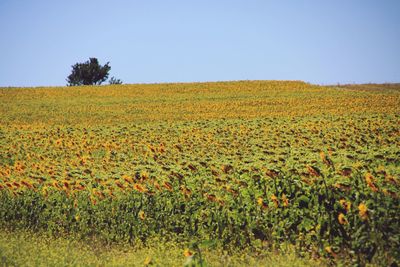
left=325, top=246, right=337, bottom=257
left=257, top=197, right=264, bottom=206
left=183, top=248, right=193, bottom=257
left=282, top=193, right=289, bottom=207
left=257, top=197, right=268, bottom=209
left=271, top=194, right=279, bottom=208
left=62, top=180, right=70, bottom=190
left=338, top=213, right=348, bottom=225
left=306, top=165, right=321, bottom=177
left=115, top=180, right=125, bottom=189
left=55, top=139, right=62, bottom=146
left=122, top=175, right=133, bottom=184
left=138, top=210, right=146, bottom=220
left=339, top=199, right=351, bottom=212
left=133, top=183, right=147, bottom=193
left=21, top=180, right=33, bottom=189
left=358, top=203, right=368, bottom=221
left=365, top=173, right=379, bottom=192
left=163, top=181, right=173, bottom=192
left=144, top=256, right=152, bottom=266
left=42, top=186, right=49, bottom=197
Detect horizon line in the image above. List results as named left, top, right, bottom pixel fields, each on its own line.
left=1, top=79, right=400, bottom=89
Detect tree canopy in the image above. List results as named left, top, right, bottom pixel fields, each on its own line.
left=67, top=58, right=111, bottom=86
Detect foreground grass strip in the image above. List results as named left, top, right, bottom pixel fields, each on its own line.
left=0, top=230, right=324, bottom=267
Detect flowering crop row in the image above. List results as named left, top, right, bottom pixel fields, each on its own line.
left=0, top=81, right=399, bottom=265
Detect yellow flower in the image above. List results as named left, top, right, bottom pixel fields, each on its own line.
left=52, top=181, right=61, bottom=189
left=140, top=170, right=149, bottom=180
left=282, top=193, right=289, bottom=207
left=382, top=189, right=397, bottom=198
left=163, top=181, right=173, bottom=192
left=338, top=213, right=348, bottom=225
left=153, top=181, right=161, bottom=191
left=325, top=246, right=337, bottom=257
left=257, top=197, right=264, bottom=206
left=358, top=203, right=368, bottom=221
left=62, top=180, right=70, bottom=190
left=306, top=165, right=321, bottom=177
left=325, top=246, right=332, bottom=254
left=271, top=194, right=279, bottom=208
left=320, top=151, right=333, bottom=167
left=138, top=210, right=146, bottom=220
left=365, top=173, right=379, bottom=192
left=257, top=197, right=268, bottom=209
left=133, top=183, right=147, bottom=193
left=144, top=256, right=152, bottom=265
left=55, top=139, right=62, bottom=146
left=90, top=196, right=97, bottom=205
left=115, top=180, right=125, bottom=189
left=122, top=174, right=133, bottom=184
left=183, top=248, right=193, bottom=257
left=339, top=199, right=351, bottom=212
left=42, top=186, right=48, bottom=197
left=21, top=180, right=33, bottom=189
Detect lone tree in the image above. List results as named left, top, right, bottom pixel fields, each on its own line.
left=67, top=58, right=111, bottom=86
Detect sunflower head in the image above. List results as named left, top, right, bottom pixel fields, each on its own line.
left=183, top=248, right=194, bottom=257
left=358, top=203, right=368, bottom=221
left=138, top=210, right=146, bottom=220
left=338, top=213, right=348, bottom=225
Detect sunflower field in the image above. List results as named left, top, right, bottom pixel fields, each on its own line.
left=0, top=81, right=399, bottom=265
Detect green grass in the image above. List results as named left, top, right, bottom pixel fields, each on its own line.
left=0, top=230, right=324, bottom=267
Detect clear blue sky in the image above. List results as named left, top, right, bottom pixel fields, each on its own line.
left=1, top=0, right=399, bottom=87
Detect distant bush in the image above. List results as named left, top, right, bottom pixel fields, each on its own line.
left=109, top=77, right=123, bottom=85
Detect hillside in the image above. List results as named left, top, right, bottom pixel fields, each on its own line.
left=0, top=81, right=399, bottom=266
left=1, top=81, right=399, bottom=126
